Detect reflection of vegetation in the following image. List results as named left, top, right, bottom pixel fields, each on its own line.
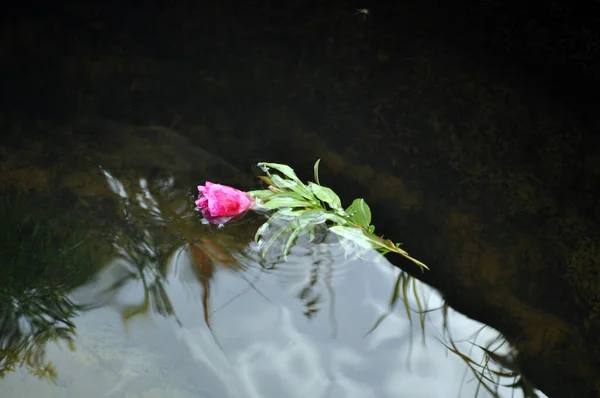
left=0, top=189, right=113, bottom=381
left=366, top=271, right=425, bottom=337
left=187, top=236, right=243, bottom=329
left=440, top=309, right=539, bottom=398
left=111, top=220, right=182, bottom=325
left=0, top=288, right=77, bottom=381
left=98, top=169, right=253, bottom=333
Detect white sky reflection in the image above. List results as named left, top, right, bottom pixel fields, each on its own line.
left=1, top=171, right=549, bottom=398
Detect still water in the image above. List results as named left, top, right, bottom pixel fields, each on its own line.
left=0, top=122, right=546, bottom=398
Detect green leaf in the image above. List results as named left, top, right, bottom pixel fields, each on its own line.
left=261, top=224, right=289, bottom=257
left=269, top=174, right=296, bottom=189
left=259, top=196, right=313, bottom=210
left=254, top=221, right=271, bottom=242
left=257, top=176, right=274, bottom=186
left=258, top=209, right=329, bottom=260
left=329, top=226, right=374, bottom=250
left=308, top=227, right=318, bottom=242
left=255, top=210, right=300, bottom=242
left=345, top=198, right=372, bottom=229
left=309, top=183, right=343, bottom=212
left=365, top=234, right=395, bottom=253
left=274, top=208, right=307, bottom=218
left=247, top=189, right=277, bottom=201
left=298, top=210, right=329, bottom=225
left=258, top=162, right=301, bottom=182
left=322, top=213, right=348, bottom=226
left=283, top=226, right=302, bottom=260
left=313, top=159, right=321, bottom=185
left=347, top=229, right=415, bottom=262
left=270, top=190, right=309, bottom=202
left=270, top=175, right=313, bottom=200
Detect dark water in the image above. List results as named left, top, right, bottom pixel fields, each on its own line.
left=2, top=1, right=599, bottom=397
left=0, top=122, right=543, bottom=398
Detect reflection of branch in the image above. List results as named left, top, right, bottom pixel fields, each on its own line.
left=187, top=239, right=215, bottom=329
left=324, top=257, right=338, bottom=338
left=104, top=171, right=264, bottom=342
left=363, top=268, right=428, bottom=372
left=111, top=231, right=183, bottom=328
left=365, top=270, right=426, bottom=339
left=440, top=306, right=539, bottom=398
left=0, top=289, right=80, bottom=383
left=0, top=189, right=114, bottom=382
left=297, top=261, right=322, bottom=319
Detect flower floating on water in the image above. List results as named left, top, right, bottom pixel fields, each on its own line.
left=195, top=181, right=254, bottom=225
left=194, top=161, right=427, bottom=271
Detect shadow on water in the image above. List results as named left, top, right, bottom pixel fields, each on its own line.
left=0, top=121, right=544, bottom=397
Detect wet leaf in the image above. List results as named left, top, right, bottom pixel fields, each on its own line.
left=346, top=198, right=372, bottom=229
left=261, top=224, right=290, bottom=257
left=257, top=175, right=274, bottom=186
left=298, top=209, right=329, bottom=225
left=258, top=162, right=301, bottom=182
left=322, top=212, right=348, bottom=225
left=313, top=158, right=321, bottom=185
left=254, top=220, right=271, bottom=242
left=274, top=208, right=308, bottom=218
left=330, top=225, right=373, bottom=249
left=248, top=189, right=277, bottom=201
left=259, top=196, right=313, bottom=210
left=284, top=226, right=302, bottom=259
left=261, top=190, right=308, bottom=204
left=270, top=175, right=313, bottom=199
left=309, top=182, right=343, bottom=212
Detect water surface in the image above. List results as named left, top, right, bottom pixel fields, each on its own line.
left=0, top=122, right=544, bottom=398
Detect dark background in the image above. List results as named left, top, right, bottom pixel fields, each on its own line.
left=2, top=1, right=600, bottom=397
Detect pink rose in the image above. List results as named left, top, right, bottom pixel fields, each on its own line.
left=195, top=182, right=254, bottom=225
